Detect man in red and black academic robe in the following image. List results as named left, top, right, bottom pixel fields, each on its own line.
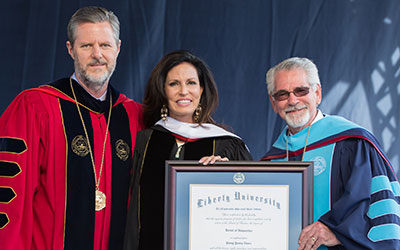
left=0, top=6, right=144, bottom=250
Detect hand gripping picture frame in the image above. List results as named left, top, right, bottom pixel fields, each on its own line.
left=164, top=161, right=314, bottom=250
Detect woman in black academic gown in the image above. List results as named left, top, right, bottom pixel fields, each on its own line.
left=123, top=50, right=252, bottom=250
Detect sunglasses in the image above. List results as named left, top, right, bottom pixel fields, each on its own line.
left=272, top=87, right=310, bottom=101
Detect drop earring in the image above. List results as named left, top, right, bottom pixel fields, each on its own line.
left=193, top=104, right=202, bottom=123
left=161, top=105, right=168, bottom=120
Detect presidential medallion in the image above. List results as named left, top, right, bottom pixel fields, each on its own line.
left=115, top=139, right=130, bottom=161
left=95, top=190, right=106, bottom=211
left=71, top=135, right=89, bottom=157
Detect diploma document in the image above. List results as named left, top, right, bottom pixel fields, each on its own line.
left=164, top=161, right=313, bottom=250
left=189, top=184, right=289, bottom=250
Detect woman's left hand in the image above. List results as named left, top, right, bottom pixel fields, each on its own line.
left=199, top=155, right=229, bottom=165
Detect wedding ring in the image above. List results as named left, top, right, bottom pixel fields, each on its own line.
left=311, top=236, right=316, bottom=242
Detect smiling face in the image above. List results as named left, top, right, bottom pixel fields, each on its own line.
left=164, top=62, right=204, bottom=123
left=269, top=68, right=321, bottom=134
left=66, top=21, right=120, bottom=97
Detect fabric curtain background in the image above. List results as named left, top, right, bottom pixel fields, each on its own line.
left=1, top=0, right=399, bottom=177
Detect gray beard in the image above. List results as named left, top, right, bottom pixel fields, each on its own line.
left=285, top=109, right=310, bottom=129
left=74, top=60, right=115, bottom=92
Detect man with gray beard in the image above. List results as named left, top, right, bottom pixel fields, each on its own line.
left=0, top=6, right=144, bottom=250
left=262, top=57, right=400, bottom=250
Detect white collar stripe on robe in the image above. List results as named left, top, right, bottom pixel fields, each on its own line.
left=155, top=117, right=240, bottom=140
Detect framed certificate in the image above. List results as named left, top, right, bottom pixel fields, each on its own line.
left=164, top=161, right=313, bottom=250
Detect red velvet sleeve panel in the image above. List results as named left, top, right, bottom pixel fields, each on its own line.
left=0, top=89, right=67, bottom=250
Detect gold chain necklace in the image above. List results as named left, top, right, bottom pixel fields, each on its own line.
left=286, top=125, right=312, bottom=161
left=70, top=78, right=112, bottom=211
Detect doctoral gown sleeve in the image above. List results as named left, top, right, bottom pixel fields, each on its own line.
left=319, top=138, right=400, bottom=249
left=0, top=90, right=49, bottom=249
left=123, top=129, right=152, bottom=250
left=215, top=137, right=253, bottom=160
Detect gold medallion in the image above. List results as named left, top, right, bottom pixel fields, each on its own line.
left=70, top=79, right=112, bottom=212
left=71, top=135, right=89, bottom=157
left=115, top=139, right=130, bottom=161
left=95, top=190, right=106, bottom=211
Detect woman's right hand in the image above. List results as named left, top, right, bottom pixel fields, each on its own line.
left=198, top=155, right=229, bottom=165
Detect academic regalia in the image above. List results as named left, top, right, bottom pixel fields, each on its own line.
left=0, top=78, right=144, bottom=250
left=262, top=115, right=400, bottom=250
left=123, top=117, right=252, bottom=250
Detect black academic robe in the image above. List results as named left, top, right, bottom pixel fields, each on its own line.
left=123, top=125, right=252, bottom=250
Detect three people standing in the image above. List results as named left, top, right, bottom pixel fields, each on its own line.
left=0, top=5, right=399, bottom=250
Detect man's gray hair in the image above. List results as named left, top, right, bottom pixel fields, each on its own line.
left=67, top=6, right=120, bottom=46
left=266, top=57, right=320, bottom=95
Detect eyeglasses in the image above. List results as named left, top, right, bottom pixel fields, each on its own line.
left=272, top=87, right=310, bottom=101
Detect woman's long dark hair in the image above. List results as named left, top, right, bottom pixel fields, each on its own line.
left=142, top=50, right=219, bottom=128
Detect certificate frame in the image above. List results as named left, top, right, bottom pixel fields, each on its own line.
left=164, top=161, right=313, bottom=250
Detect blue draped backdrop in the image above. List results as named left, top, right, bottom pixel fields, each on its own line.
left=1, top=0, right=400, bottom=177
